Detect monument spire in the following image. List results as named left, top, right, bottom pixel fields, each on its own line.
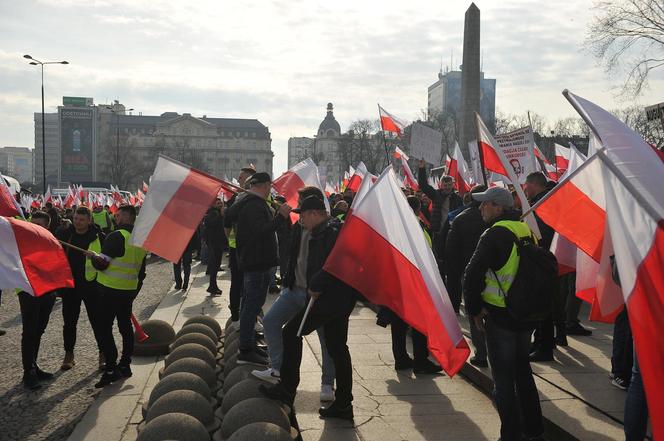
left=459, top=2, right=481, bottom=160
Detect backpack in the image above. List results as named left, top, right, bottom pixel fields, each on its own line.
left=491, top=233, right=558, bottom=322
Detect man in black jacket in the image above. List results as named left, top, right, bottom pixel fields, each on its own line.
left=260, top=196, right=357, bottom=420
left=224, top=172, right=292, bottom=365
left=445, top=185, right=488, bottom=366
left=56, top=206, right=106, bottom=370
left=463, top=187, right=543, bottom=441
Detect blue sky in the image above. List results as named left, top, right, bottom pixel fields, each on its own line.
left=1, top=0, right=661, bottom=174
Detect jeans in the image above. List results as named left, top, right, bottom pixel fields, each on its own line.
left=624, top=347, right=648, bottom=441
left=486, top=318, right=543, bottom=441
left=240, top=270, right=270, bottom=352
left=228, top=248, right=244, bottom=321
left=98, top=286, right=135, bottom=369
left=611, top=308, right=633, bottom=379
left=18, top=291, right=56, bottom=372
left=280, top=299, right=356, bottom=406
left=390, top=314, right=429, bottom=363
left=264, top=286, right=335, bottom=385
left=61, top=283, right=102, bottom=353
left=207, top=245, right=223, bottom=290
left=173, top=248, right=192, bottom=287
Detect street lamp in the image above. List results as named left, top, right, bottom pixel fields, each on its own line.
left=105, top=105, right=134, bottom=187
left=24, top=54, right=68, bottom=194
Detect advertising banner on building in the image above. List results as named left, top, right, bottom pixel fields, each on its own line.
left=493, top=126, right=536, bottom=183
left=60, top=108, right=94, bottom=183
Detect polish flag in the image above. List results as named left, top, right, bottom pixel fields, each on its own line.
left=44, top=185, right=52, bottom=203
left=400, top=156, right=418, bottom=190
left=534, top=144, right=558, bottom=181
left=448, top=142, right=473, bottom=195
left=0, top=217, right=74, bottom=296
left=346, top=162, right=368, bottom=192
left=0, top=178, right=23, bottom=217
left=324, top=182, right=335, bottom=197
left=272, top=158, right=325, bottom=212
left=131, top=155, right=223, bottom=263
left=393, top=146, right=409, bottom=161
left=444, top=154, right=451, bottom=172
left=324, top=167, right=469, bottom=375
left=476, top=114, right=542, bottom=238
left=539, top=91, right=664, bottom=437
left=555, top=144, right=570, bottom=176
left=142, top=181, right=149, bottom=193
left=378, top=104, right=408, bottom=136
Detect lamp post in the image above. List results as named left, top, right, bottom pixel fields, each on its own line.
left=24, top=54, right=68, bottom=194
left=105, top=105, right=134, bottom=186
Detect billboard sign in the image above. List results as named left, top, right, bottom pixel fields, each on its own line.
left=62, top=96, right=93, bottom=107
left=60, top=108, right=94, bottom=182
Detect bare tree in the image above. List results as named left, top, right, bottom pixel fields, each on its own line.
left=99, top=133, right=144, bottom=190
left=337, top=119, right=389, bottom=174
left=586, top=0, right=664, bottom=97
left=551, top=117, right=591, bottom=137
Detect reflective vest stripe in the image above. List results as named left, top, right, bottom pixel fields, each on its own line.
left=481, top=220, right=533, bottom=308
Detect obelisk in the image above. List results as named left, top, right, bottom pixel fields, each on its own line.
left=459, top=3, right=481, bottom=160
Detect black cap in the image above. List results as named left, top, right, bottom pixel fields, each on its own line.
left=247, top=172, right=271, bottom=186
left=293, top=195, right=326, bottom=213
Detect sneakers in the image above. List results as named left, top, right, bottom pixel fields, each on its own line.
left=237, top=350, right=269, bottom=366
left=61, top=352, right=75, bottom=371
left=98, top=352, right=106, bottom=371
left=206, top=286, right=222, bottom=296
left=118, top=365, right=133, bottom=378
left=319, top=401, right=354, bottom=420
left=320, top=384, right=335, bottom=402
left=23, top=369, right=41, bottom=390
left=259, top=383, right=295, bottom=405
left=611, top=376, right=629, bottom=390
left=566, top=323, right=593, bottom=336
left=251, top=368, right=281, bottom=384
left=413, top=359, right=443, bottom=375
left=469, top=356, right=488, bottom=368
left=95, top=369, right=121, bottom=388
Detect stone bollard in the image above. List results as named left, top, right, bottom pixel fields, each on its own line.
left=133, top=319, right=175, bottom=356
left=165, top=343, right=216, bottom=369
left=170, top=332, right=219, bottom=356
left=224, top=422, right=293, bottom=441
left=222, top=353, right=239, bottom=378
left=162, top=357, right=218, bottom=391
left=220, top=365, right=259, bottom=396
left=137, top=413, right=210, bottom=441
left=223, top=339, right=240, bottom=360
left=142, top=372, right=214, bottom=418
left=175, top=323, right=218, bottom=344
left=218, top=397, right=291, bottom=440
left=184, top=315, right=222, bottom=339
left=144, top=390, right=220, bottom=434
left=220, top=379, right=267, bottom=416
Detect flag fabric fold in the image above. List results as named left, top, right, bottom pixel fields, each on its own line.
left=323, top=167, right=469, bottom=376
left=131, top=156, right=223, bottom=263
left=0, top=217, right=74, bottom=296
left=448, top=141, right=473, bottom=194
left=272, top=158, right=327, bottom=215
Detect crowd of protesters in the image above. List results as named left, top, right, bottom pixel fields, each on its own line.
left=2, top=157, right=651, bottom=441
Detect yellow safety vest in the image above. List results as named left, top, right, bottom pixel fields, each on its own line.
left=228, top=227, right=236, bottom=249
left=96, top=229, right=146, bottom=291
left=84, top=236, right=102, bottom=281
left=93, top=210, right=109, bottom=229
left=481, top=220, right=533, bottom=308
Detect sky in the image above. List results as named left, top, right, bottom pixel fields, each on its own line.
left=1, top=0, right=662, bottom=175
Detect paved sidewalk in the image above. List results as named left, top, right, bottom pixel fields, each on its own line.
left=68, top=262, right=503, bottom=441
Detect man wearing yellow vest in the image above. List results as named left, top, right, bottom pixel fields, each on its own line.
left=56, top=206, right=106, bottom=371
left=89, top=205, right=147, bottom=388
left=462, top=187, right=544, bottom=441
left=92, top=205, right=113, bottom=234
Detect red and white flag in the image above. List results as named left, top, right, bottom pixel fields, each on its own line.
left=324, top=168, right=469, bottom=376
left=476, top=114, right=541, bottom=238
left=392, top=146, right=409, bottom=161
left=0, top=217, right=74, bottom=296
left=448, top=142, right=473, bottom=194
left=272, top=158, right=325, bottom=212
left=400, top=156, right=418, bottom=191
left=555, top=143, right=570, bottom=177
left=131, top=156, right=223, bottom=263
left=346, top=162, right=368, bottom=193
left=534, top=144, right=558, bottom=181
left=0, top=179, right=23, bottom=217
left=44, top=185, right=52, bottom=203
left=142, top=181, right=149, bottom=193
left=378, top=104, right=408, bottom=136
left=536, top=91, right=664, bottom=437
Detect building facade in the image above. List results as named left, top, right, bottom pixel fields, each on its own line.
left=427, top=68, right=496, bottom=134
left=33, top=97, right=273, bottom=190
left=0, top=146, right=33, bottom=184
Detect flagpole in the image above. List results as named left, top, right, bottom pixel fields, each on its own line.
left=377, top=104, right=392, bottom=167
left=474, top=113, right=489, bottom=186
left=296, top=297, right=316, bottom=337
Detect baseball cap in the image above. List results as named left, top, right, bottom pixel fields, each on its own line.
left=292, top=195, right=326, bottom=213
left=471, top=187, right=514, bottom=208
left=247, top=172, right=271, bottom=186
